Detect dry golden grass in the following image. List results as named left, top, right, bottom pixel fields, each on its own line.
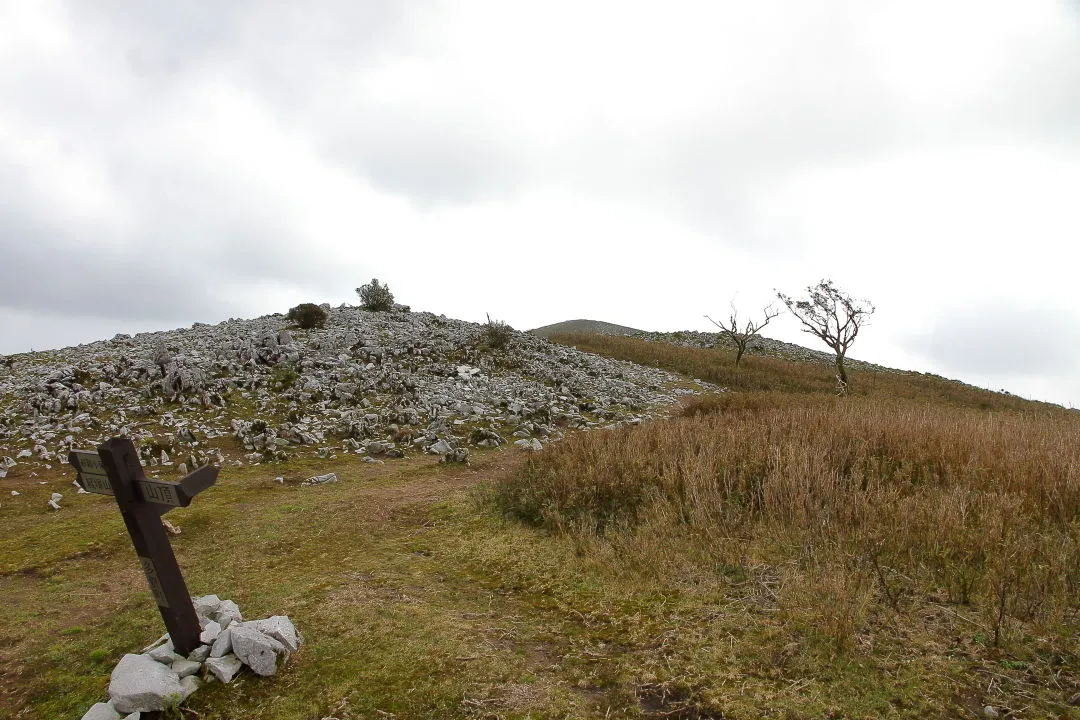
left=552, top=331, right=1058, bottom=410
left=497, top=393, right=1080, bottom=654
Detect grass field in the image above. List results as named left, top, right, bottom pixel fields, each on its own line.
left=1, top=334, right=1078, bottom=718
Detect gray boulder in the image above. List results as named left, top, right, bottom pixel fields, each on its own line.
left=108, top=653, right=183, bottom=713
left=302, top=472, right=337, bottom=486
left=178, top=675, right=201, bottom=700
left=147, top=643, right=182, bottom=665
left=216, top=599, right=242, bottom=627
left=210, top=627, right=233, bottom=658
left=441, top=447, right=470, bottom=464
left=199, top=620, right=222, bottom=644
left=81, top=702, right=122, bottom=720
left=255, top=615, right=301, bottom=653
left=187, top=645, right=211, bottom=662
left=170, top=658, right=201, bottom=678
left=204, top=653, right=242, bottom=683
left=229, top=625, right=286, bottom=676
left=193, top=594, right=222, bottom=617
left=426, top=438, right=452, bottom=455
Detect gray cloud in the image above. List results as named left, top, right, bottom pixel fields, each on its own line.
left=323, top=113, right=528, bottom=207
left=905, top=304, right=1080, bottom=377
left=1, top=0, right=1079, bottom=411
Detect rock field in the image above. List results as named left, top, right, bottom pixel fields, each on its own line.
left=0, top=306, right=710, bottom=484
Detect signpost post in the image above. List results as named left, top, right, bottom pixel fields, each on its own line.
left=69, top=438, right=218, bottom=656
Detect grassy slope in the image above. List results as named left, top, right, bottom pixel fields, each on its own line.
left=530, top=321, right=644, bottom=339
left=1, top=334, right=1077, bottom=719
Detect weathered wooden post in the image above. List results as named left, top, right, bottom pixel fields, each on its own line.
left=69, top=438, right=218, bottom=656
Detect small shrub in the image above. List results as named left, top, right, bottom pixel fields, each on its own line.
left=286, top=303, right=328, bottom=329
left=482, top=313, right=514, bottom=350
left=271, top=363, right=300, bottom=389
left=357, top=278, right=395, bottom=311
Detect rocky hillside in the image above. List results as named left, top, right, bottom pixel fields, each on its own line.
left=0, top=307, right=710, bottom=481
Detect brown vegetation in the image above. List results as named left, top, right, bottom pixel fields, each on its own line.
left=497, top=392, right=1080, bottom=653
left=551, top=331, right=1056, bottom=410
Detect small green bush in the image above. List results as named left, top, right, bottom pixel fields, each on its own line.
left=482, top=313, right=514, bottom=349
left=271, top=363, right=300, bottom=389
left=357, top=278, right=395, bottom=311
left=286, top=303, right=328, bottom=329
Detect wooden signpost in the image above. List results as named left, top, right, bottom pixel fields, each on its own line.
left=69, top=438, right=218, bottom=655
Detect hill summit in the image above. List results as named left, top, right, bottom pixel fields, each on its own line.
left=0, top=307, right=709, bottom=479
left=530, top=319, right=643, bottom=338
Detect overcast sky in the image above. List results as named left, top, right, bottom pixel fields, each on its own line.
left=2, top=1, right=1079, bottom=406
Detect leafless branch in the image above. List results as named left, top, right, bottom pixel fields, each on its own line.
left=706, top=300, right=780, bottom=366
left=776, top=280, right=874, bottom=386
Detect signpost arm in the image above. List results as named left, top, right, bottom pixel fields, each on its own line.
left=97, top=438, right=203, bottom=656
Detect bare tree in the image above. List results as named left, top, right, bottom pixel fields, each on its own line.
left=705, top=301, right=780, bottom=367
left=776, top=279, right=874, bottom=388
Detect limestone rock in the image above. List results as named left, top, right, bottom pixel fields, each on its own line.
left=514, top=438, right=543, bottom=451
left=193, top=594, right=222, bottom=617
left=187, top=644, right=211, bottom=663
left=178, top=674, right=201, bottom=700
left=204, top=653, right=242, bottom=683
left=302, top=472, right=337, bottom=486
left=216, top=599, right=242, bottom=627
left=147, top=643, right=182, bottom=665
left=199, top=620, right=222, bottom=644
left=171, top=658, right=201, bottom=678
left=81, top=702, right=122, bottom=720
left=210, top=627, right=233, bottom=658
left=426, top=438, right=452, bottom=455
left=229, top=625, right=286, bottom=676
left=255, top=615, right=301, bottom=653
left=108, top=653, right=183, bottom=713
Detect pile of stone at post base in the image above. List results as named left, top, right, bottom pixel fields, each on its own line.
left=80, top=595, right=302, bottom=719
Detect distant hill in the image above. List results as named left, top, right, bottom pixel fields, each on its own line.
left=530, top=319, right=643, bottom=338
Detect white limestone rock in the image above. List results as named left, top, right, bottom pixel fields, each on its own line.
left=204, top=653, right=242, bottom=683
left=140, top=634, right=169, bottom=654
left=210, top=627, right=233, bottom=658
left=199, top=620, right=222, bottom=644
left=229, top=625, right=286, bottom=676
left=193, top=594, right=222, bottom=617
left=254, top=615, right=301, bottom=653
left=171, top=658, right=201, bottom=678
left=426, top=438, right=452, bottom=455
left=108, top=653, right=183, bottom=713
left=514, top=438, right=543, bottom=451
left=187, top=644, right=211, bottom=662
left=178, top=675, right=201, bottom=700
left=215, top=599, right=242, bottom=627
left=81, top=702, right=122, bottom=720
left=302, top=472, right=337, bottom=486
left=147, top=643, right=182, bottom=665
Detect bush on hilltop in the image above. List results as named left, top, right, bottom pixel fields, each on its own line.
left=357, top=278, right=395, bottom=311
left=286, top=303, right=328, bottom=329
